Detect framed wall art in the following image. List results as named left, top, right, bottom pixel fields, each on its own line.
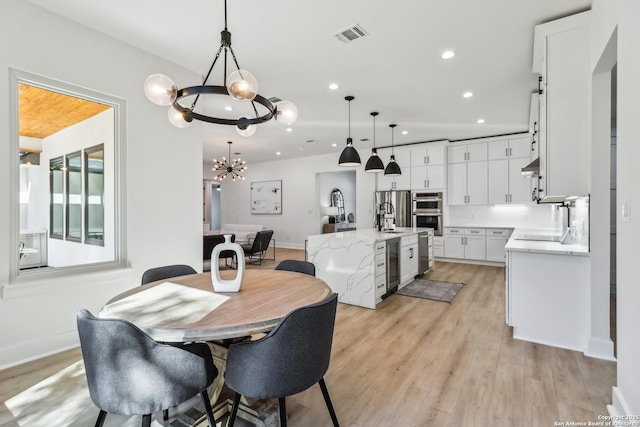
left=250, top=180, right=282, bottom=214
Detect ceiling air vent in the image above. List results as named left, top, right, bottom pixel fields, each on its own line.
left=334, top=24, right=368, bottom=44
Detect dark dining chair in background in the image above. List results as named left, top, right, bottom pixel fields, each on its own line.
left=224, top=293, right=340, bottom=427
left=140, top=264, right=197, bottom=285
left=241, top=229, right=274, bottom=265
left=274, top=259, right=316, bottom=276
left=76, top=309, right=218, bottom=427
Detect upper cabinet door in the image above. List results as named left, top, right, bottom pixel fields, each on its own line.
left=488, top=140, right=509, bottom=160
left=508, top=137, right=531, bottom=159
left=466, top=143, right=487, bottom=162
left=448, top=145, right=468, bottom=164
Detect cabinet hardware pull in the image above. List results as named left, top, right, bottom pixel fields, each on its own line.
left=377, top=263, right=385, bottom=267
left=424, top=180, right=427, bottom=188
left=509, top=147, right=512, bottom=156
left=427, top=155, right=430, bottom=164
left=378, top=283, right=384, bottom=288
left=427, top=179, right=430, bottom=187
left=505, top=194, right=508, bottom=203
left=505, top=148, right=508, bottom=157
left=424, top=155, right=427, bottom=164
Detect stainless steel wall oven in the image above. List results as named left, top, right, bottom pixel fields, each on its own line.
left=412, top=192, right=443, bottom=236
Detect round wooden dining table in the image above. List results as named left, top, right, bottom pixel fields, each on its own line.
left=99, top=269, right=333, bottom=342
left=99, top=269, right=333, bottom=427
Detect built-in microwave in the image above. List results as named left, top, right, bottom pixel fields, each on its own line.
left=412, top=192, right=443, bottom=213
left=412, top=192, right=443, bottom=235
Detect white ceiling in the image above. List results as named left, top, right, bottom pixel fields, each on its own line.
left=28, top=0, right=591, bottom=165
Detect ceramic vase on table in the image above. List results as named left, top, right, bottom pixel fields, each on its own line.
left=211, top=234, right=245, bottom=292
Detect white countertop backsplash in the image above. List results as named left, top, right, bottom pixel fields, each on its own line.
left=446, top=204, right=563, bottom=229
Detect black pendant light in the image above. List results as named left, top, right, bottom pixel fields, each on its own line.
left=365, top=112, right=385, bottom=173
left=384, top=124, right=402, bottom=176
left=338, top=96, right=361, bottom=166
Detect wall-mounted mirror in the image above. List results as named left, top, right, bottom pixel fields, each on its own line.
left=10, top=69, right=126, bottom=281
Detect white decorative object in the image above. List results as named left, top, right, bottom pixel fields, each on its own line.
left=211, top=235, right=245, bottom=292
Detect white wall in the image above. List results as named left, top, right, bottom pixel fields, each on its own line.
left=591, top=0, right=640, bottom=417
left=317, top=171, right=357, bottom=231
left=205, top=152, right=377, bottom=249
left=0, top=0, right=203, bottom=368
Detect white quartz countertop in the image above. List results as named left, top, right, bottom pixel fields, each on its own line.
left=505, top=227, right=590, bottom=256
left=309, top=227, right=431, bottom=242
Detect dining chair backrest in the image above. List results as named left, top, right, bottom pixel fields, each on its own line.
left=274, top=260, right=316, bottom=276
left=247, top=229, right=273, bottom=254
left=140, top=264, right=197, bottom=285
left=76, top=309, right=217, bottom=417
left=225, top=293, right=338, bottom=399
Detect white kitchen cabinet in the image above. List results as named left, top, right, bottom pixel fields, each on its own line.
left=443, top=228, right=485, bottom=260
left=507, top=249, right=588, bottom=351
left=410, top=164, right=444, bottom=190
left=533, top=12, right=590, bottom=200
left=411, top=143, right=445, bottom=166
left=488, top=137, right=531, bottom=160
left=448, top=142, right=487, bottom=164
left=377, top=146, right=412, bottom=190
left=487, top=135, right=532, bottom=205
left=400, top=235, right=419, bottom=288
left=449, top=161, right=488, bottom=205
left=448, top=142, right=488, bottom=205
left=488, top=157, right=532, bottom=204
left=432, top=236, right=444, bottom=258
left=486, top=229, right=512, bottom=262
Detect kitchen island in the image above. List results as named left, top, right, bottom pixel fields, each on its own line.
left=505, top=227, right=590, bottom=353
left=307, top=227, right=432, bottom=309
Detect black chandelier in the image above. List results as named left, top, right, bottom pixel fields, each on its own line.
left=365, top=111, right=385, bottom=172
left=143, top=0, right=297, bottom=135
left=384, top=124, right=402, bottom=176
left=212, top=141, right=247, bottom=181
left=338, top=96, right=361, bottom=166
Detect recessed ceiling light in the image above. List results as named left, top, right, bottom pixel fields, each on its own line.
left=276, top=152, right=281, bottom=156
left=332, top=143, right=337, bottom=147
left=402, top=130, right=408, bottom=135
left=329, top=83, right=339, bottom=90
left=441, top=50, right=455, bottom=59
left=224, top=106, right=234, bottom=111
left=286, top=128, right=293, bottom=132
left=476, top=118, right=485, bottom=124
left=463, top=92, right=473, bottom=98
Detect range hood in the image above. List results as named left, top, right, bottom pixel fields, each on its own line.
left=521, top=157, right=540, bottom=177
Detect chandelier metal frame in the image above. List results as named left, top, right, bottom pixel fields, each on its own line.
left=213, top=141, right=247, bottom=181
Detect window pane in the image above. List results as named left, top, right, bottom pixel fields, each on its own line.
left=50, top=157, right=64, bottom=239
left=66, top=152, right=82, bottom=242
left=85, top=145, right=104, bottom=245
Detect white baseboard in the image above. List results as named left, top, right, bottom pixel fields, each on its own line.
left=0, top=330, right=79, bottom=371
left=586, top=336, right=617, bottom=361
left=609, top=387, right=640, bottom=426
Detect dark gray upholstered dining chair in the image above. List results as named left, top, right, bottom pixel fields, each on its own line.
left=140, top=264, right=197, bottom=285
left=224, top=293, right=340, bottom=427
left=241, top=229, right=274, bottom=265
left=77, top=309, right=218, bottom=427
left=274, top=259, right=316, bottom=276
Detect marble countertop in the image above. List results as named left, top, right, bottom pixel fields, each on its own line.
left=311, top=227, right=431, bottom=242
left=505, top=227, right=589, bottom=256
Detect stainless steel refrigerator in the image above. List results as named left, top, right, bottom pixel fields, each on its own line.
left=374, top=191, right=412, bottom=229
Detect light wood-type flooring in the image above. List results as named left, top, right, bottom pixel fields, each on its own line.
left=0, top=249, right=616, bottom=426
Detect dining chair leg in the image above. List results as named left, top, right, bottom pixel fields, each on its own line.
left=94, top=410, right=107, bottom=427
left=278, top=397, right=287, bottom=427
left=228, top=392, right=242, bottom=427
left=163, top=408, right=169, bottom=421
left=200, top=390, right=217, bottom=427
left=319, top=378, right=340, bottom=427
left=141, top=414, right=152, bottom=427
